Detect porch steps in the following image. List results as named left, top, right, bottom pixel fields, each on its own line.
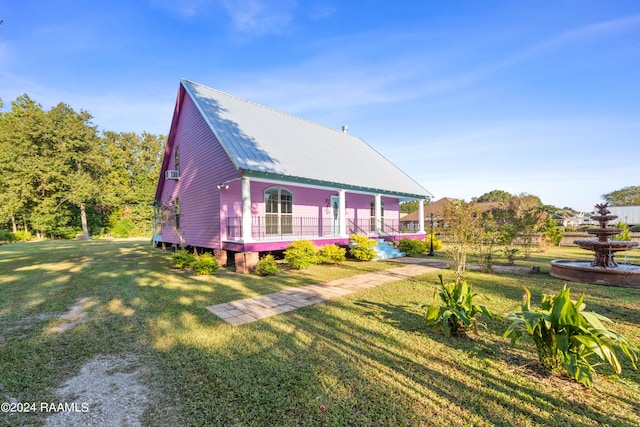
left=373, top=239, right=405, bottom=260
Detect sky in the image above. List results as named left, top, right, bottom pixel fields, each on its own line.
left=1, top=1, right=639, bottom=213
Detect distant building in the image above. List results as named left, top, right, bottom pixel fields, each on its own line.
left=400, top=197, right=499, bottom=232
left=605, top=206, right=640, bottom=226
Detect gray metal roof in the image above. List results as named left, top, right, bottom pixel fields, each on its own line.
left=182, top=79, right=432, bottom=199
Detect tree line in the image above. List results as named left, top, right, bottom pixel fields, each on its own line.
left=0, top=95, right=165, bottom=239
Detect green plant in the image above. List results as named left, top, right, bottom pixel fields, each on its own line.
left=318, top=244, right=346, bottom=264
left=442, top=201, right=485, bottom=281
left=255, top=254, right=281, bottom=276
left=348, top=234, right=378, bottom=261
left=284, top=240, right=319, bottom=269
left=611, top=221, right=631, bottom=241
left=540, top=215, right=563, bottom=246
left=109, top=217, right=135, bottom=238
left=504, top=286, right=639, bottom=387
left=398, top=238, right=426, bottom=256
left=14, top=230, right=33, bottom=241
left=191, top=253, right=218, bottom=275
left=425, top=233, right=443, bottom=251
left=0, top=230, right=16, bottom=244
left=53, top=226, right=83, bottom=240
left=503, top=247, right=519, bottom=264
left=424, top=275, right=493, bottom=337
left=171, top=249, right=196, bottom=269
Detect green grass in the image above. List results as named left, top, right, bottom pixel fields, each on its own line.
left=1, top=239, right=639, bottom=426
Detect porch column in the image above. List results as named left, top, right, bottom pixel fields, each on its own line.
left=241, top=176, right=252, bottom=242
left=374, top=194, right=382, bottom=235
left=339, top=190, right=347, bottom=237
left=418, top=199, right=425, bottom=233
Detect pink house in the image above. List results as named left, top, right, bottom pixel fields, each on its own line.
left=154, top=80, right=433, bottom=269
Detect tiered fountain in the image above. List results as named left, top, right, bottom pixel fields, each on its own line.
left=550, top=203, right=640, bottom=288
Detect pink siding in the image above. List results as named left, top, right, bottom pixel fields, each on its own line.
left=161, top=88, right=240, bottom=248
left=158, top=84, right=413, bottom=252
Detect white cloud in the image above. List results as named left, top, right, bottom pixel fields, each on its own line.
left=220, top=0, right=297, bottom=35
left=151, top=0, right=299, bottom=35
left=150, top=0, right=215, bottom=18
left=501, top=14, right=640, bottom=67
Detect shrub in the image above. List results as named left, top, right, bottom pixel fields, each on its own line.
left=504, top=286, right=639, bottom=387
left=255, top=254, right=281, bottom=276
left=630, top=224, right=640, bottom=233
left=318, top=244, right=346, bottom=264
left=611, top=221, right=631, bottom=241
left=54, top=226, right=85, bottom=240
left=109, top=217, right=135, bottom=238
left=424, top=275, right=493, bottom=337
left=0, top=230, right=16, bottom=244
left=348, top=234, right=377, bottom=261
left=503, top=247, right=519, bottom=264
left=399, top=238, right=426, bottom=256
left=14, top=230, right=33, bottom=241
left=540, top=216, right=563, bottom=246
left=284, top=240, right=319, bottom=269
left=191, top=253, right=218, bottom=275
left=172, top=249, right=196, bottom=269
left=425, top=233, right=443, bottom=251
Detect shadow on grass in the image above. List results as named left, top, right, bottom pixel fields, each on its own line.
left=1, top=240, right=639, bottom=426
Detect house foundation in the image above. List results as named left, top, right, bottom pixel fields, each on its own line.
left=213, top=249, right=228, bottom=267
left=234, top=252, right=259, bottom=274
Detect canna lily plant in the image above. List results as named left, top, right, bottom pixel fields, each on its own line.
left=424, top=275, right=493, bottom=337
left=504, top=285, right=638, bottom=387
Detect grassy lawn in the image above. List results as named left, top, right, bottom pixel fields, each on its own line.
left=1, top=239, right=639, bottom=426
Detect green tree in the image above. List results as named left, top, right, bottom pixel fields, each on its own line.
left=493, top=193, right=545, bottom=259
left=442, top=201, right=484, bottom=282
left=540, top=215, right=563, bottom=247
left=40, top=103, right=104, bottom=239
left=0, top=95, right=45, bottom=233
left=473, top=189, right=513, bottom=203
left=101, top=131, right=165, bottom=236
left=400, top=198, right=431, bottom=214
left=602, top=186, right=640, bottom=206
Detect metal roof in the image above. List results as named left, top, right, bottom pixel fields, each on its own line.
left=182, top=79, right=433, bottom=199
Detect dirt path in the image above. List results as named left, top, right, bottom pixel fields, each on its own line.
left=44, top=355, right=149, bottom=427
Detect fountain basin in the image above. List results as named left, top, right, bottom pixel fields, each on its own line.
left=550, top=259, right=640, bottom=288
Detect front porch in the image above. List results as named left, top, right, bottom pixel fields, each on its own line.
left=222, top=216, right=425, bottom=252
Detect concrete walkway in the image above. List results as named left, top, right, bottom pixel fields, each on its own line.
left=207, top=258, right=446, bottom=326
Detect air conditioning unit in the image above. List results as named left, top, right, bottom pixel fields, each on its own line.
left=165, top=170, right=179, bottom=180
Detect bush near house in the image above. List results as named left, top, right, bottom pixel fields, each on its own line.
left=284, top=240, right=319, bottom=269
left=171, top=250, right=196, bottom=269
left=255, top=254, right=281, bottom=276
left=349, top=234, right=378, bottom=261
left=191, top=253, right=218, bottom=275
left=425, top=233, right=443, bottom=251
left=399, top=239, right=427, bottom=256
left=318, top=244, right=346, bottom=264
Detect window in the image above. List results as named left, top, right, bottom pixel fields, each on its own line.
left=174, top=146, right=180, bottom=171
left=265, top=187, right=292, bottom=235
left=174, top=197, right=181, bottom=229
left=370, top=198, right=384, bottom=232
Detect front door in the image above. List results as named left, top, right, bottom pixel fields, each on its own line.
left=331, top=195, right=340, bottom=236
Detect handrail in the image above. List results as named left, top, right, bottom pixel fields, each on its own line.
left=347, top=219, right=369, bottom=236
left=226, top=216, right=417, bottom=242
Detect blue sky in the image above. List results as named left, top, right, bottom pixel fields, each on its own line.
left=1, top=1, right=639, bottom=212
